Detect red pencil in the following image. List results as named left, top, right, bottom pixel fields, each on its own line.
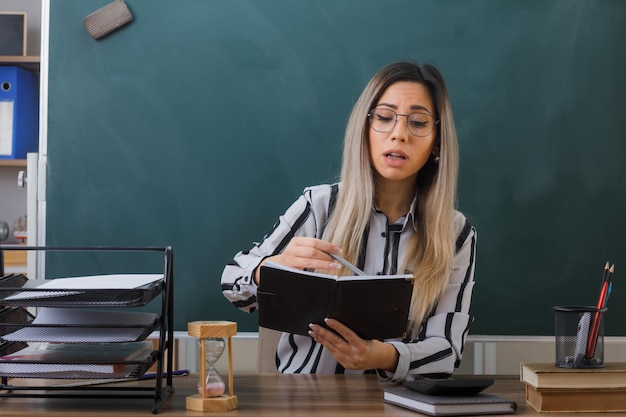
left=586, top=263, right=614, bottom=360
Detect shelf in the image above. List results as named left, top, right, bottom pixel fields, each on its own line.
left=0, top=56, right=40, bottom=72
left=0, top=160, right=26, bottom=167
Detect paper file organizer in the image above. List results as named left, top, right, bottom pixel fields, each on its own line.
left=0, top=66, right=39, bottom=159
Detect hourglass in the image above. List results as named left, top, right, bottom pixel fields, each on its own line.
left=186, top=321, right=238, bottom=412
left=201, top=338, right=225, bottom=396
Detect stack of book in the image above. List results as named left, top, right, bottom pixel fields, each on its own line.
left=521, top=362, right=626, bottom=412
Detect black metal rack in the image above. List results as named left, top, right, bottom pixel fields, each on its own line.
left=0, top=246, right=174, bottom=414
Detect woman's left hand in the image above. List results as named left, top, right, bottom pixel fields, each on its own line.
left=308, top=318, right=399, bottom=372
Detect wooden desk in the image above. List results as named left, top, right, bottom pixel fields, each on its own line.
left=0, top=374, right=615, bottom=416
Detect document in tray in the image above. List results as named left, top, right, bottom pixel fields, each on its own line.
left=257, top=261, right=413, bottom=340
left=2, top=308, right=159, bottom=343
left=3, top=274, right=163, bottom=301
left=0, top=341, right=154, bottom=377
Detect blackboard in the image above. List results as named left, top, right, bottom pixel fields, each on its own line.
left=0, top=13, right=26, bottom=56
left=46, top=0, right=626, bottom=336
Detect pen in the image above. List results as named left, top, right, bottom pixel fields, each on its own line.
left=54, top=369, right=191, bottom=387
left=139, top=369, right=190, bottom=380
left=329, top=253, right=366, bottom=276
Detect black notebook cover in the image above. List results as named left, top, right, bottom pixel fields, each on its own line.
left=257, top=262, right=413, bottom=340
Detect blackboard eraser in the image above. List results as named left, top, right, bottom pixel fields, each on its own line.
left=83, top=0, right=133, bottom=40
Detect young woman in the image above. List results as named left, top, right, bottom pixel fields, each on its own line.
left=221, top=62, right=476, bottom=382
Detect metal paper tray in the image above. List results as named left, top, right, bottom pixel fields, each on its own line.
left=0, top=352, right=157, bottom=380
left=0, top=312, right=160, bottom=343
left=0, top=280, right=164, bottom=307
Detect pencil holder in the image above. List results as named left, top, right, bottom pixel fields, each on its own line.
left=553, top=306, right=606, bottom=369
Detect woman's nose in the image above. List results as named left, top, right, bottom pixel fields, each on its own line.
left=391, top=115, right=409, bottom=142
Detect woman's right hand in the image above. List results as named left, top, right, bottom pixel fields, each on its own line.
left=254, top=237, right=342, bottom=284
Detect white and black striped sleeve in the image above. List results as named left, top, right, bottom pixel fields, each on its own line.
left=383, top=212, right=477, bottom=382
left=220, top=185, right=334, bottom=313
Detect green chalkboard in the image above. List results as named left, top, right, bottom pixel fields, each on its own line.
left=46, top=0, right=626, bottom=336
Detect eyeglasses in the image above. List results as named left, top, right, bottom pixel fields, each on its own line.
left=367, top=108, right=439, bottom=137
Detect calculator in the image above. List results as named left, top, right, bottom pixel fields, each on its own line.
left=403, top=377, right=494, bottom=396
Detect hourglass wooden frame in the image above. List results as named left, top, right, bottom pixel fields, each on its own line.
left=186, top=321, right=237, bottom=412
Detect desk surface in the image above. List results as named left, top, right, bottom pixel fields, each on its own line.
left=0, top=374, right=615, bottom=416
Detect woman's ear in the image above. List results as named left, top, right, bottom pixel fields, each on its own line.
left=431, top=142, right=440, bottom=163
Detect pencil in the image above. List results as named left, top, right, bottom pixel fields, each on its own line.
left=601, top=261, right=610, bottom=282
left=329, top=253, right=366, bottom=276
left=586, top=262, right=614, bottom=359
left=603, top=264, right=615, bottom=308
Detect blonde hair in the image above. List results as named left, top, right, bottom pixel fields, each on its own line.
left=323, top=62, right=459, bottom=333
